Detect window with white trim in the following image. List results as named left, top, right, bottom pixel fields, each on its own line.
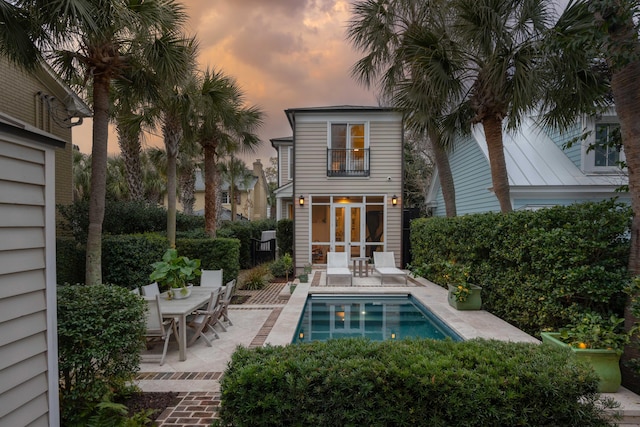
left=287, top=146, right=293, bottom=181
left=327, top=123, right=369, bottom=176
left=221, top=191, right=230, bottom=204
left=594, top=123, right=621, bottom=167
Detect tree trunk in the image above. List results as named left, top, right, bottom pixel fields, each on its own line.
left=482, top=117, right=512, bottom=213
left=203, top=141, right=217, bottom=237
left=85, top=77, right=110, bottom=286
left=117, top=123, right=144, bottom=201
left=179, top=164, right=195, bottom=215
left=429, top=129, right=456, bottom=217
left=607, top=10, right=640, bottom=393
left=163, top=117, right=181, bottom=248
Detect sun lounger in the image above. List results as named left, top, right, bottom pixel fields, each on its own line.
left=326, top=252, right=352, bottom=285
left=373, top=252, right=407, bottom=285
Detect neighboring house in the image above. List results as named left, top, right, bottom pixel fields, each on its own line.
left=192, top=159, right=269, bottom=221
left=426, top=113, right=629, bottom=216
left=274, top=105, right=404, bottom=270
left=0, top=58, right=90, bottom=426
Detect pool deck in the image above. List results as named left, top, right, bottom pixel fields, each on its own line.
left=136, top=270, right=640, bottom=426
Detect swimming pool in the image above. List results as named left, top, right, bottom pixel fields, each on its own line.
left=293, top=294, right=462, bottom=343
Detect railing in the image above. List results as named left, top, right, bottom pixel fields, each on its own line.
left=327, top=148, right=370, bottom=177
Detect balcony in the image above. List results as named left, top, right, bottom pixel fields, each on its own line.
left=327, top=148, right=370, bottom=177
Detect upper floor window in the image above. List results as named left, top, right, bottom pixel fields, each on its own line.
left=221, top=191, right=230, bottom=204
left=594, top=123, right=621, bottom=167
left=327, top=123, right=369, bottom=177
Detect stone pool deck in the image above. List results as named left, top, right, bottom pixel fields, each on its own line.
left=137, top=271, right=640, bottom=426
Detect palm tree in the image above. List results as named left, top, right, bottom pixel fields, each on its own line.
left=348, top=0, right=555, bottom=214
left=219, top=156, right=255, bottom=221
left=195, top=68, right=264, bottom=236
left=9, top=0, right=191, bottom=285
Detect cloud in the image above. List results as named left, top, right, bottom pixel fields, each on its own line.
left=73, top=0, right=376, bottom=167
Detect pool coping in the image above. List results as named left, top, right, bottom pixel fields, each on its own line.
left=265, top=273, right=540, bottom=346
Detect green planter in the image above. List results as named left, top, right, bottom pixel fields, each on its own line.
left=447, top=284, right=482, bottom=310
left=298, top=274, right=308, bottom=283
left=540, top=332, right=621, bottom=393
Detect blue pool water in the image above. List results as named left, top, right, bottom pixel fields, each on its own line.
left=293, top=294, right=462, bottom=343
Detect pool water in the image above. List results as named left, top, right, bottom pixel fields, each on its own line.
left=293, top=294, right=462, bottom=343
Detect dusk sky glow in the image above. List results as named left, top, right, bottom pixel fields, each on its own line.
left=72, top=0, right=378, bottom=166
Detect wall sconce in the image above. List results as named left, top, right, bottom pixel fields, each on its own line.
left=391, top=332, right=396, bottom=340
left=299, top=331, right=304, bottom=340
left=299, top=195, right=305, bottom=206
left=391, top=195, right=398, bottom=206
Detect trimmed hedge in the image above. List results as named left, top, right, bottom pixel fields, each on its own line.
left=58, top=284, right=146, bottom=425
left=177, top=237, right=241, bottom=285
left=218, top=219, right=277, bottom=269
left=276, top=218, right=293, bottom=257
left=102, top=233, right=167, bottom=290
left=410, top=200, right=631, bottom=336
left=216, top=338, right=617, bottom=426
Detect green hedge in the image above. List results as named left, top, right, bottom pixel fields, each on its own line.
left=56, top=236, right=85, bottom=285
left=58, top=284, right=146, bottom=425
left=177, top=237, right=240, bottom=285
left=216, top=338, right=616, bottom=426
left=276, top=218, right=293, bottom=257
left=218, top=219, right=277, bottom=269
left=102, top=234, right=168, bottom=289
left=410, top=200, right=631, bottom=336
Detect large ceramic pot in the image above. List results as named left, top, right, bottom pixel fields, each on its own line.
left=540, top=332, right=621, bottom=393
left=168, top=284, right=193, bottom=300
left=447, top=284, right=482, bottom=310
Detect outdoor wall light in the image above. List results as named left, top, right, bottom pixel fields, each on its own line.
left=299, top=331, right=304, bottom=340
left=391, top=195, right=398, bottom=206
left=391, top=332, right=397, bottom=340
left=299, top=195, right=305, bottom=206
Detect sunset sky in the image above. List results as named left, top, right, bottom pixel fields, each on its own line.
left=72, top=0, right=378, bottom=166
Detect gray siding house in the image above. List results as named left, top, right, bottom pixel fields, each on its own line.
left=0, top=58, right=90, bottom=426
left=426, top=113, right=628, bottom=216
left=273, top=106, right=404, bottom=270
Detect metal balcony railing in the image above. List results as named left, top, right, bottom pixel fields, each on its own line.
left=327, top=148, right=370, bottom=177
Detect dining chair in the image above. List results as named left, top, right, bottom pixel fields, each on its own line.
left=201, top=269, right=223, bottom=289
left=141, top=282, right=160, bottom=296
left=143, top=294, right=178, bottom=366
left=187, top=289, right=223, bottom=347
left=217, top=279, right=237, bottom=329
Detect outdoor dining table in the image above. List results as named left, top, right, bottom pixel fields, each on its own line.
left=157, top=287, right=212, bottom=361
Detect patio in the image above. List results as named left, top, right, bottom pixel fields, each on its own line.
left=136, top=270, right=640, bottom=426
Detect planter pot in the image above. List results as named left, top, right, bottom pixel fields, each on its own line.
left=289, top=282, right=297, bottom=294
left=168, top=284, right=193, bottom=300
left=540, top=332, right=621, bottom=393
left=447, top=284, right=482, bottom=310
left=298, top=274, right=309, bottom=283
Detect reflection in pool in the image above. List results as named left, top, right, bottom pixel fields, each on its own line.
left=293, top=294, right=462, bottom=343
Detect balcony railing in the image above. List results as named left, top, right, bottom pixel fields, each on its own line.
left=327, top=148, right=370, bottom=177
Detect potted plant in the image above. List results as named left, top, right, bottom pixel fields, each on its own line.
left=540, top=312, right=630, bottom=393
left=441, top=261, right=481, bottom=310
left=298, top=264, right=312, bottom=283
left=150, top=248, right=202, bottom=299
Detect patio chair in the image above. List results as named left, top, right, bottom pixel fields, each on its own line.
left=141, top=282, right=160, bottom=296
left=201, top=269, right=223, bottom=289
left=373, top=252, right=407, bottom=285
left=217, top=279, right=237, bottom=329
left=143, top=294, right=178, bottom=366
left=187, top=289, right=223, bottom=347
left=326, top=252, right=352, bottom=286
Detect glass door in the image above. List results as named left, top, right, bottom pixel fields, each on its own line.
left=333, top=204, right=364, bottom=258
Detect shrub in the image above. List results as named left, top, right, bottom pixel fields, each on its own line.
left=241, top=264, right=272, bottom=290
left=177, top=237, right=241, bottom=285
left=217, top=338, right=617, bottom=426
left=56, top=236, right=85, bottom=285
left=58, top=284, right=146, bottom=425
left=410, top=200, right=631, bottom=336
left=218, top=219, right=277, bottom=269
left=102, top=234, right=167, bottom=289
left=270, top=253, right=294, bottom=279
left=276, top=218, right=293, bottom=256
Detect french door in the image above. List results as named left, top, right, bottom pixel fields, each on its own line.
left=332, top=204, right=364, bottom=258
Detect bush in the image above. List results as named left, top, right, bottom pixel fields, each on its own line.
left=410, top=200, right=631, bottom=336
left=276, top=218, right=293, bottom=256
left=102, top=234, right=168, bottom=289
left=218, top=219, right=277, bottom=269
left=270, top=253, right=294, bottom=279
left=241, top=264, right=272, bottom=290
left=177, top=237, right=241, bottom=285
left=58, top=284, right=146, bottom=425
left=217, top=338, right=617, bottom=426
left=56, top=236, right=85, bottom=285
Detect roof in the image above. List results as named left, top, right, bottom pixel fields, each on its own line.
left=285, top=105, right=398, bottom=128
left=0, top=112, right=66, bottom=148
left=270, top=136, right=293, bottom=149
left=472, top=116, right=627, bottom=189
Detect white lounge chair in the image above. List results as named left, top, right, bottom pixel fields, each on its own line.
left=143, top=294, right=178, bottom=365
left=373, top=252, right=407, bottom=285
left=326, top=252, right=352, bottom=286
left=201, top=269, right=223, bottom=289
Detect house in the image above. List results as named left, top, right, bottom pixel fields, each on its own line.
left=273, top=105, right=404, bottom=271
left=192, top=159, right=269, bottom=221
left=0, top=58, right=90, bottom=426
left=426, top=112, right=629, bottom=216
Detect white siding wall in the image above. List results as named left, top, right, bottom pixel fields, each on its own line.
left=0, top=137, right=57, bottom=426
left=293, top=111, right=403, bottom=267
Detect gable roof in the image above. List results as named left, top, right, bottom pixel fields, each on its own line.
left=284, top=105, right=397, bottom=127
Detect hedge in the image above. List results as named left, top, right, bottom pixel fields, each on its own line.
left=410, top=200, right=631, bottom=336
left=216, top=338, right=618, bottom=426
